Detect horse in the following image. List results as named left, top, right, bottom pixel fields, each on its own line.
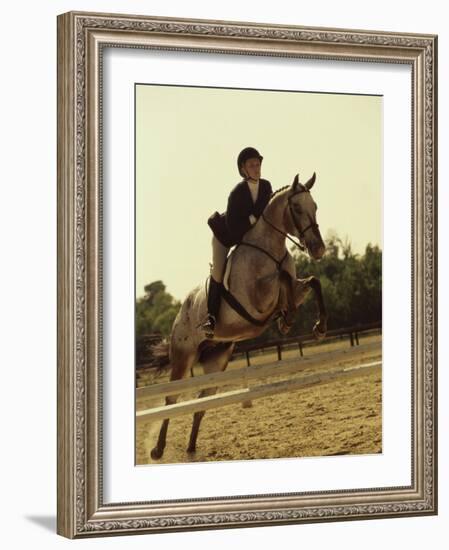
left=150, top=173, right=327, bottom=459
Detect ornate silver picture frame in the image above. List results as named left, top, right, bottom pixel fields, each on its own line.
left=57, top=11, right=437, bottom=538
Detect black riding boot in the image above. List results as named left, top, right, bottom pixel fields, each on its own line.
left=201, top=277, right=222, bottom=338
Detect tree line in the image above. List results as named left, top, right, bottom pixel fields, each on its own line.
left=135, top=234, right=382, bottom=342
left=136, top=280, right=181, bottom=338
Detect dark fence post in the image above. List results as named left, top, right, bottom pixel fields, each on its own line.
left=242, top=361, right=253, bottom=408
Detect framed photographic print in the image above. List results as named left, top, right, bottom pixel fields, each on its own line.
left=57, top=11, right=438, bottom=538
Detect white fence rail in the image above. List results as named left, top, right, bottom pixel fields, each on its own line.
left=136, top=361, right=381, bottom=424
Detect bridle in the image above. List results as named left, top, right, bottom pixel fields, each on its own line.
left=261, top=187, right=319, bottom=253
left=288, top=187, right=319, bottom=239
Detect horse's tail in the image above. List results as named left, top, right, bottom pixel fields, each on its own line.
left=151, top=339, right=171, bottom=374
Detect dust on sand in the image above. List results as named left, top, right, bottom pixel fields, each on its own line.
left=136, top=336, right=382, bottom=465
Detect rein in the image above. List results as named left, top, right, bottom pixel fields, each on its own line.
left=261, top=187, right=319, bottom=253
left=261, top=213, right=306, bottom=253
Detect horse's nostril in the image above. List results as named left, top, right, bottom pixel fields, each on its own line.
left=311, top=244, right=325, bottom=259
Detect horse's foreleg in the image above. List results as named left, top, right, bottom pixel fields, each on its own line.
left=278, top=252, right=328, bottom=338
left=296, top=276, right=328, bottom=339
left=277, top=271, right=298, bottom=334
left=278, top=274, right=328, bottom=338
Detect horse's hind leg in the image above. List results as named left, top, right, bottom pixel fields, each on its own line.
left=150, top=418, right=170, bottom=460
left=150, top=349, right=196, bottom=460
left=187, top=343, right=234, bottom=454
left=151, top=390, right=182, bottom=460
left=186, top=387, right=216, bottom=454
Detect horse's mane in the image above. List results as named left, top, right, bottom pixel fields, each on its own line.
left=268, top=182, right=307, bottom=204
left=268, top=184, right=290, bottom=202
left=269, top=181, right=308, bottom=202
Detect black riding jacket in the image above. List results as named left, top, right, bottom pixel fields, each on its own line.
left=207, top=178, right=273, bottom=247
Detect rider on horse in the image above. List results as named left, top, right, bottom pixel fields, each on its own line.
left=201, top=147, right=273, bottom=338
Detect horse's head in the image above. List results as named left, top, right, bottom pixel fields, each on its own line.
left=285, top=173, right=325, bottom=260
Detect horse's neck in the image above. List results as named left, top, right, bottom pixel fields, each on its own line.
left=245, top=194, right=287, bottom=253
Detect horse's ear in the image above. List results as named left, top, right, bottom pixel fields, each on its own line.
left=292, top=173, right=300, bottom=190
left=305, top=172, right=316, bottom=190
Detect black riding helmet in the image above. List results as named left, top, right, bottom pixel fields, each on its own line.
left=237, top=147, right=263, bottom=177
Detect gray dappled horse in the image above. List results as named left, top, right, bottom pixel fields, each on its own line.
left=150, top=173, right=327, bottom=459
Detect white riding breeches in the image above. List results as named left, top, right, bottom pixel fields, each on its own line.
left=211, top=236, right=230, bottom=283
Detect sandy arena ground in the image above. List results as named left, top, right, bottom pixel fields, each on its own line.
left=136, top=334, right=382, bottom=465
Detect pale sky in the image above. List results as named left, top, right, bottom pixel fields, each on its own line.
left=136, top=84, right=382, bottom=302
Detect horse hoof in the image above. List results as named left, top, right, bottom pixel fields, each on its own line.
left=151, top=447, right=164, bottom=460
left=186, top=445, right=196, bottom=454
left=313, top=322, right=326, bottom=340
left=277, top=318, right=292, bottom=335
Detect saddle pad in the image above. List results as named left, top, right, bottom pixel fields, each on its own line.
left=223, top=250, right=233, bottom=291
